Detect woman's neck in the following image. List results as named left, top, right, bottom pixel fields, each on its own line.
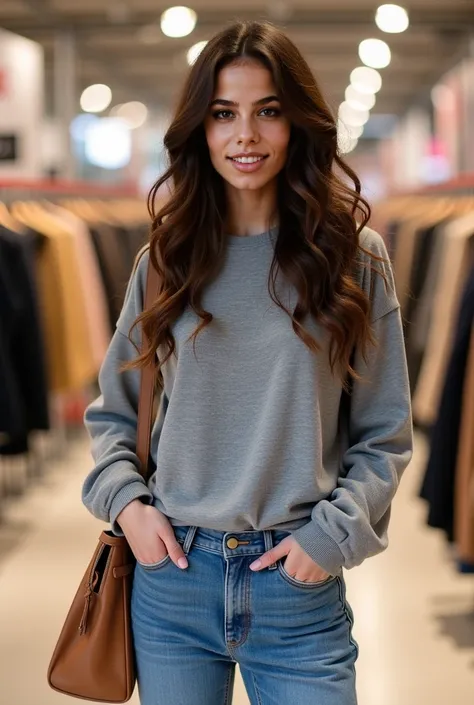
left=225, top=181, right=278, bottom=237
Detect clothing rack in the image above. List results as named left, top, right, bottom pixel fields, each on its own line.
left=0, top=179, right=148, bottom=516
left=374, top=185, right=474, bottom=574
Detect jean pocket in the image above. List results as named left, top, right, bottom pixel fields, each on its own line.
left=137, top=554, right=171, bottom=571
left=277, top=560, right=336, bottom=590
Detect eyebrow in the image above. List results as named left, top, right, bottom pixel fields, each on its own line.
left=209, top=95, right=280, bottom=107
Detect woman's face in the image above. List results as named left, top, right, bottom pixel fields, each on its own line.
left=204, top=60, right=291, bottom=192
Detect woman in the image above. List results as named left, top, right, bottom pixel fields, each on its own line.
left=82, top=20, right=413, bottom=705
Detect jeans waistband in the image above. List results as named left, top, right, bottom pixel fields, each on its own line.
left=174, top=525, right=291, bottom=565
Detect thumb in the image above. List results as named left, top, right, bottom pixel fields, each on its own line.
left=249, top=536, right=292, bottom=572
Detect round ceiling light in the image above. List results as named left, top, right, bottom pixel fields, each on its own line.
left=345, top=85, right=376, bottom=111
left=359, top=38, right=391, bottom=69
left=375, top=4, right=409, bottom=34
left=187, top=40, right=208, bottom=65
left=80, top=84, right=112, bottom=113
left=339, top=102, right=370, bottom=128
left=337, top=118, right=364, bottom=146
left=161, top=6, right=197, bottom=38
left=350, top=66, right=383, bottom=94
left=112, top=101, right=149, bottom=129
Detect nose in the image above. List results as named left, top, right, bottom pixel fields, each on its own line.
left=236, top=115, right=260, bottom=146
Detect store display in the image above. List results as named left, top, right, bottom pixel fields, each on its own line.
left=0, top=182, right=150, bottom=494
left=375, top=186, right=474, bottom=571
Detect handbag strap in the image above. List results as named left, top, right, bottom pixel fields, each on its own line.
left=136, top=251, right=161, bottom=481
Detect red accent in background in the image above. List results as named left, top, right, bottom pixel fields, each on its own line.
left=0, top=177, right=138, bottom=196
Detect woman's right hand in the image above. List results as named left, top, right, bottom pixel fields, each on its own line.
left=116, top=499, right=189, bottom=570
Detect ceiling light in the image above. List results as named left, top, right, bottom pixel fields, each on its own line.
left=359, top=38, right=391, bottom=69
left=112, top=101, right=149, bottom=129
left=80, top=84, right=112, bottom=113
left=187, top=40, right=208, bottom=65
left=337, top=125, right=359, bottom=154
left=337, top=118, right=364, bottom=142
left=161, top=6, right=197, bottom=38
left=85, top=118, right=131, bottom=169
left=345, top=85, right=376, bottom=111
left=350, top=67, right=382, bottom=94
left=341, top=137, right=358, bottom=155
left=339, top=102, right=370, bottom=128
left=70, top=113, right=99, bottom=141
left=375, top=4, right=409, bottom=34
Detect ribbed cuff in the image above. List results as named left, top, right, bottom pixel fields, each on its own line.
left=109, top=482, right=154, bottom=536
left=291, top=520, right=345, bottom=576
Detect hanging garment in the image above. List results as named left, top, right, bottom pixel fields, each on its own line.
left=403, top=221, right=452, bottom=390
left=48, top=205, right=112, bottom=371
left=454, top=323, right=474, bottom=566
left=89, top=224, right=134, bottom=328
left=11, top=203, right=97, bottom=393
left=405, top=223, right=446, bottom=395
left=412, top=213, right=474, bottom=427
left=420, top=266, right=474, bottom=541
left=0, top=226, right=50, bottom=454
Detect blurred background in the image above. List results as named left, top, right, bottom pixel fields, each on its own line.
left=0, top=2, right=473, bottom=704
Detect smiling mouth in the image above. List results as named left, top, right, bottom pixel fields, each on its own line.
left=227, top=155, right=269, bottom=164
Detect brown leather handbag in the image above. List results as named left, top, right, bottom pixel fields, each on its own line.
left=48, top=253, right=160, bottom=703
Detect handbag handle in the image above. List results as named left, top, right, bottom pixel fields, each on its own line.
left=136, top=251, right=161, bottom=481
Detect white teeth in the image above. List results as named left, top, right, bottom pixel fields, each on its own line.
left=232, top=156, right=264, bottom=164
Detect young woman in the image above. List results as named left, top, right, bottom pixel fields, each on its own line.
left=82, top=20, right=413, bottom=705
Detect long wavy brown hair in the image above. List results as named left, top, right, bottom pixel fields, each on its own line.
left=128, top=20, right=381, bottom=389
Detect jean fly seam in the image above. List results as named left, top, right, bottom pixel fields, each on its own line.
left=229, top=559, right=252, bottom=649
left=224, top=559, right=252, bottom=652
left=251, top=672, right=263, bottom=705
left=223, top=665, right=233, bottom=705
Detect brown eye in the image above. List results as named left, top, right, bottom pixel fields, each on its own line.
left=213, top=110, right=234, bottom=120
left=259, top=108, right=281, bottom=117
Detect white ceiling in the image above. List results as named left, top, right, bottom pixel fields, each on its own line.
left=1, top=0, right=473, bottom=121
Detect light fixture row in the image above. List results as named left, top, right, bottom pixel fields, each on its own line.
left=338, top=4, right=409, bottom=154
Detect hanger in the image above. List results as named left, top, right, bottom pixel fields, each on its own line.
left=0, top=201, right=24, bottom=233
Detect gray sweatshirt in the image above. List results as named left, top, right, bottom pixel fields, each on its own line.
left=82, top=226, right=413, bottom=576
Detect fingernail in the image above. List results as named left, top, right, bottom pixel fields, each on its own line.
left=249, top=560, right=261, bottom=571
left=178, top=557, right=188, bottom=569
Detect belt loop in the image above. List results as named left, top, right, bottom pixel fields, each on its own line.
left=183, top=526, right=198, bottom=554
left=264, top=530, right=278, bottom=570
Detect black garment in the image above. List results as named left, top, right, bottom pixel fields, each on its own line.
left=89, top=224, right=140, bottom=328
left=120, top=224, right=149, bottom=264
left=0, top=226, right=50, bottom=455
left=403, top=224, right=439, bottom=391
left=420, top=265, right=474, bottom=541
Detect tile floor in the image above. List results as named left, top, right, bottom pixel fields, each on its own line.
left=0, top=432, right=473, bottom=705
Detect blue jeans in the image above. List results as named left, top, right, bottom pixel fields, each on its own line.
left=131, top=525, right=358, bottom=704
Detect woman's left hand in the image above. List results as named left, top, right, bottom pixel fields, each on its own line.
left=249, top=535, right=331, bottom=583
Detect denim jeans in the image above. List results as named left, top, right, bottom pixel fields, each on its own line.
left=131, top=525, right=359, bottom=705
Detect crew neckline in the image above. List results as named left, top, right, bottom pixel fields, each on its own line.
left=226, top=226, right=279, bottom=249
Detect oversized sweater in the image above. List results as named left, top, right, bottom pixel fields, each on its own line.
left=82, top=226, right=413, bottom=576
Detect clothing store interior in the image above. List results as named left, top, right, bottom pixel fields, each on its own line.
left=1, top=2, right=474, bottom=704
